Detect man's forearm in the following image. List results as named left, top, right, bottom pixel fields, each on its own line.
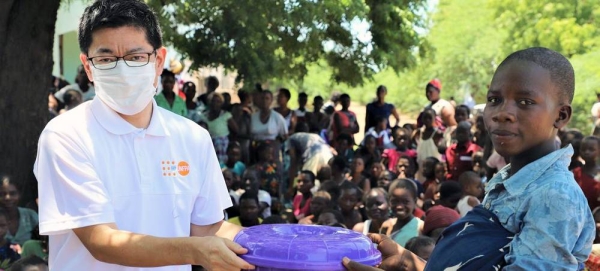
left=75, top=225, right=199, bottom=267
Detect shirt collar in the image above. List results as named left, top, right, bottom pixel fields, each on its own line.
left=91, top=98, right=169, bottom=137
left=485, top=145, right=573, bottom=195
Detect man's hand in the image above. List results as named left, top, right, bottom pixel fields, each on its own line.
left=193, top=236, right=255, bottom=270
left=342, top=234, right=425, bottom=271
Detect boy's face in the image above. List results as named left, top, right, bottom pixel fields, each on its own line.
left=314, top=98, right=324, bottom=110
left=466, top=178, right=484, bottom=198
left=580, top=139, right=599, bottom=163
left=377, top=119, right=388, bottom=130
left=0, top=184, right=19, bottom=209
left=223, top=171, right=234, bottom=189
left=484, top=60, right=570, bottom=158
left=296, top=174, right=314, bottom=193
left=396, top=158, right=412, bottom=178
left=310, top=197, right=329, bottom=216
left=389, top=188, right=415, bottom=220
left=228, top=147, right=241, bottom=163
left=377, top=172, right=392, bottom=189
left=435, top=163, right=446, bottom=181
left=425, top=86, right=440, bottom=102
left=351, top=157, right=365, bottom=173
left=336, top=139, right=349, bottom=153
left=239, top=198, right=259, bottom=221
left=338, top=188, right=359, bottom=212
left=394, top=131, right=409, bottom=149
left=242, top=170, right=260, bottom=191
left=455, top=126, right=471, bottom=145
left=299, top=96, right=307, bottom=107
left=455, top=108, right=469, bottom=123
left=422, top=159, right=436, bottom=179
left=365, top=191, right=389, bottom=221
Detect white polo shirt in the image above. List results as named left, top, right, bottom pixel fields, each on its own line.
left=34, top=98, right=232, bottom=271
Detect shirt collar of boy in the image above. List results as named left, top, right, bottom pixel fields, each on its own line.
left=485, top=145, right=573, bottom=195
left=91, top=98, right=170, bottom=137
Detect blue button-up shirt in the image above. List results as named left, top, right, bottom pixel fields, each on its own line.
left=482, top=145, right=595, bottom=270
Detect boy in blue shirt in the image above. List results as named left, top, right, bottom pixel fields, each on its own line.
left=343, top=47, right=595, bottom=271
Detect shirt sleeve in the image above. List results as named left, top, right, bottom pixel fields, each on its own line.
left=275, top=112, right=289, bottom=136
left=503, top=181, right=595, bottom=270
left=191, top=130, right=233, bottom=226
left=34, top=130, right=115, bottom=235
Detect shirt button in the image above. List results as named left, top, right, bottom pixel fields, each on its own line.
left=485, top=203, right=490, bottom=209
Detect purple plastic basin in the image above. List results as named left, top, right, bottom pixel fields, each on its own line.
left=234, top=224, right=382, bottom=271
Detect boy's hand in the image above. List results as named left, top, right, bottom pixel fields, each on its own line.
left=194, top=236, right=255, bottom=270
left=343, top=234, right=419, bottom=271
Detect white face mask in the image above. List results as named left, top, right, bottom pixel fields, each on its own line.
left=90, top=62, right=157, bottom=115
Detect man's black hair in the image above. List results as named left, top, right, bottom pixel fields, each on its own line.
left=339, top=181, right=362, bottom=200
left=79, top=0, right=162, bottom=54
left=314, top=95, right=324, bottom=101
left=340, top=93, right=350, bottom=100
left=376, top=85, right=387, bottom=94
left=278, top=88, right=291, bottom=100
left=298, top=92, right=308, bottom=99
left=498, top=47, right=575, bottom=104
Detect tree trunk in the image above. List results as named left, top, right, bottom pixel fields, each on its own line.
left=0, top=0, right=61, bottom=206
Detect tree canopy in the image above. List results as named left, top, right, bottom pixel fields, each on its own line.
left=148, top=0, right=427, bottom=86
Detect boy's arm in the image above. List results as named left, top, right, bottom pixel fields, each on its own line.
left=504, top=182, right=595, bottom=270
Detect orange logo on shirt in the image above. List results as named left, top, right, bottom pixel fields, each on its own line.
left=161, top=160, right=190, bottom=177
left=178, top=161, right=190, bottom=176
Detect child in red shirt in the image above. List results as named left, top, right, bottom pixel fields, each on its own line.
left=445, top=121, right=482, bottom=181
left=573, top=136, right=600, bottom=211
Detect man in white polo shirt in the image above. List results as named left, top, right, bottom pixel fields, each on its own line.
left=33, top=1, right=253, bottom=270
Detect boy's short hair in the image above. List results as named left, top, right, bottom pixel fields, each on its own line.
left=439, top=181, right=462, bottom=200
left=405, top=236, right=436, bottom=255
left=161, top=69, right=175, bottom=80
left=499, top=47, right=574, bottom=104
left=456, top=104, right=470, bottom=116
left=458, top=171, right=480, bottom=188
left=298, top=92, right=308, bottom=99
left=239, top=190, right=260, bottom=205
left=339, top=181, right=362, bottom=200
left=79, top=0, right=162, bottom=54
left=320, top=208, right=345, bottom=224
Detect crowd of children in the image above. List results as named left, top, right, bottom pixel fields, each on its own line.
left=174, top=76, right=506, bottom=264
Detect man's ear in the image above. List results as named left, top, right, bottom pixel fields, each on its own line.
left=79, top=53, right=93, bottom=82
left=554, top=105, right=572, bottom=129
left=154, top=47, right=168, bottom=87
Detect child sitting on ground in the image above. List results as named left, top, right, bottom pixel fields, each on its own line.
left=337, top=182, right=363, bottom=229
left=292, top=171, right=315, bottom=221
left=220, top=141, right=246, bottom=177
left=363, top=116, right=393, bottom=150
left=382, top=127, right=417, bottom=174
left=456, top=171, right=483, bottom=217
left=381, top=179, right=423, bottom=247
